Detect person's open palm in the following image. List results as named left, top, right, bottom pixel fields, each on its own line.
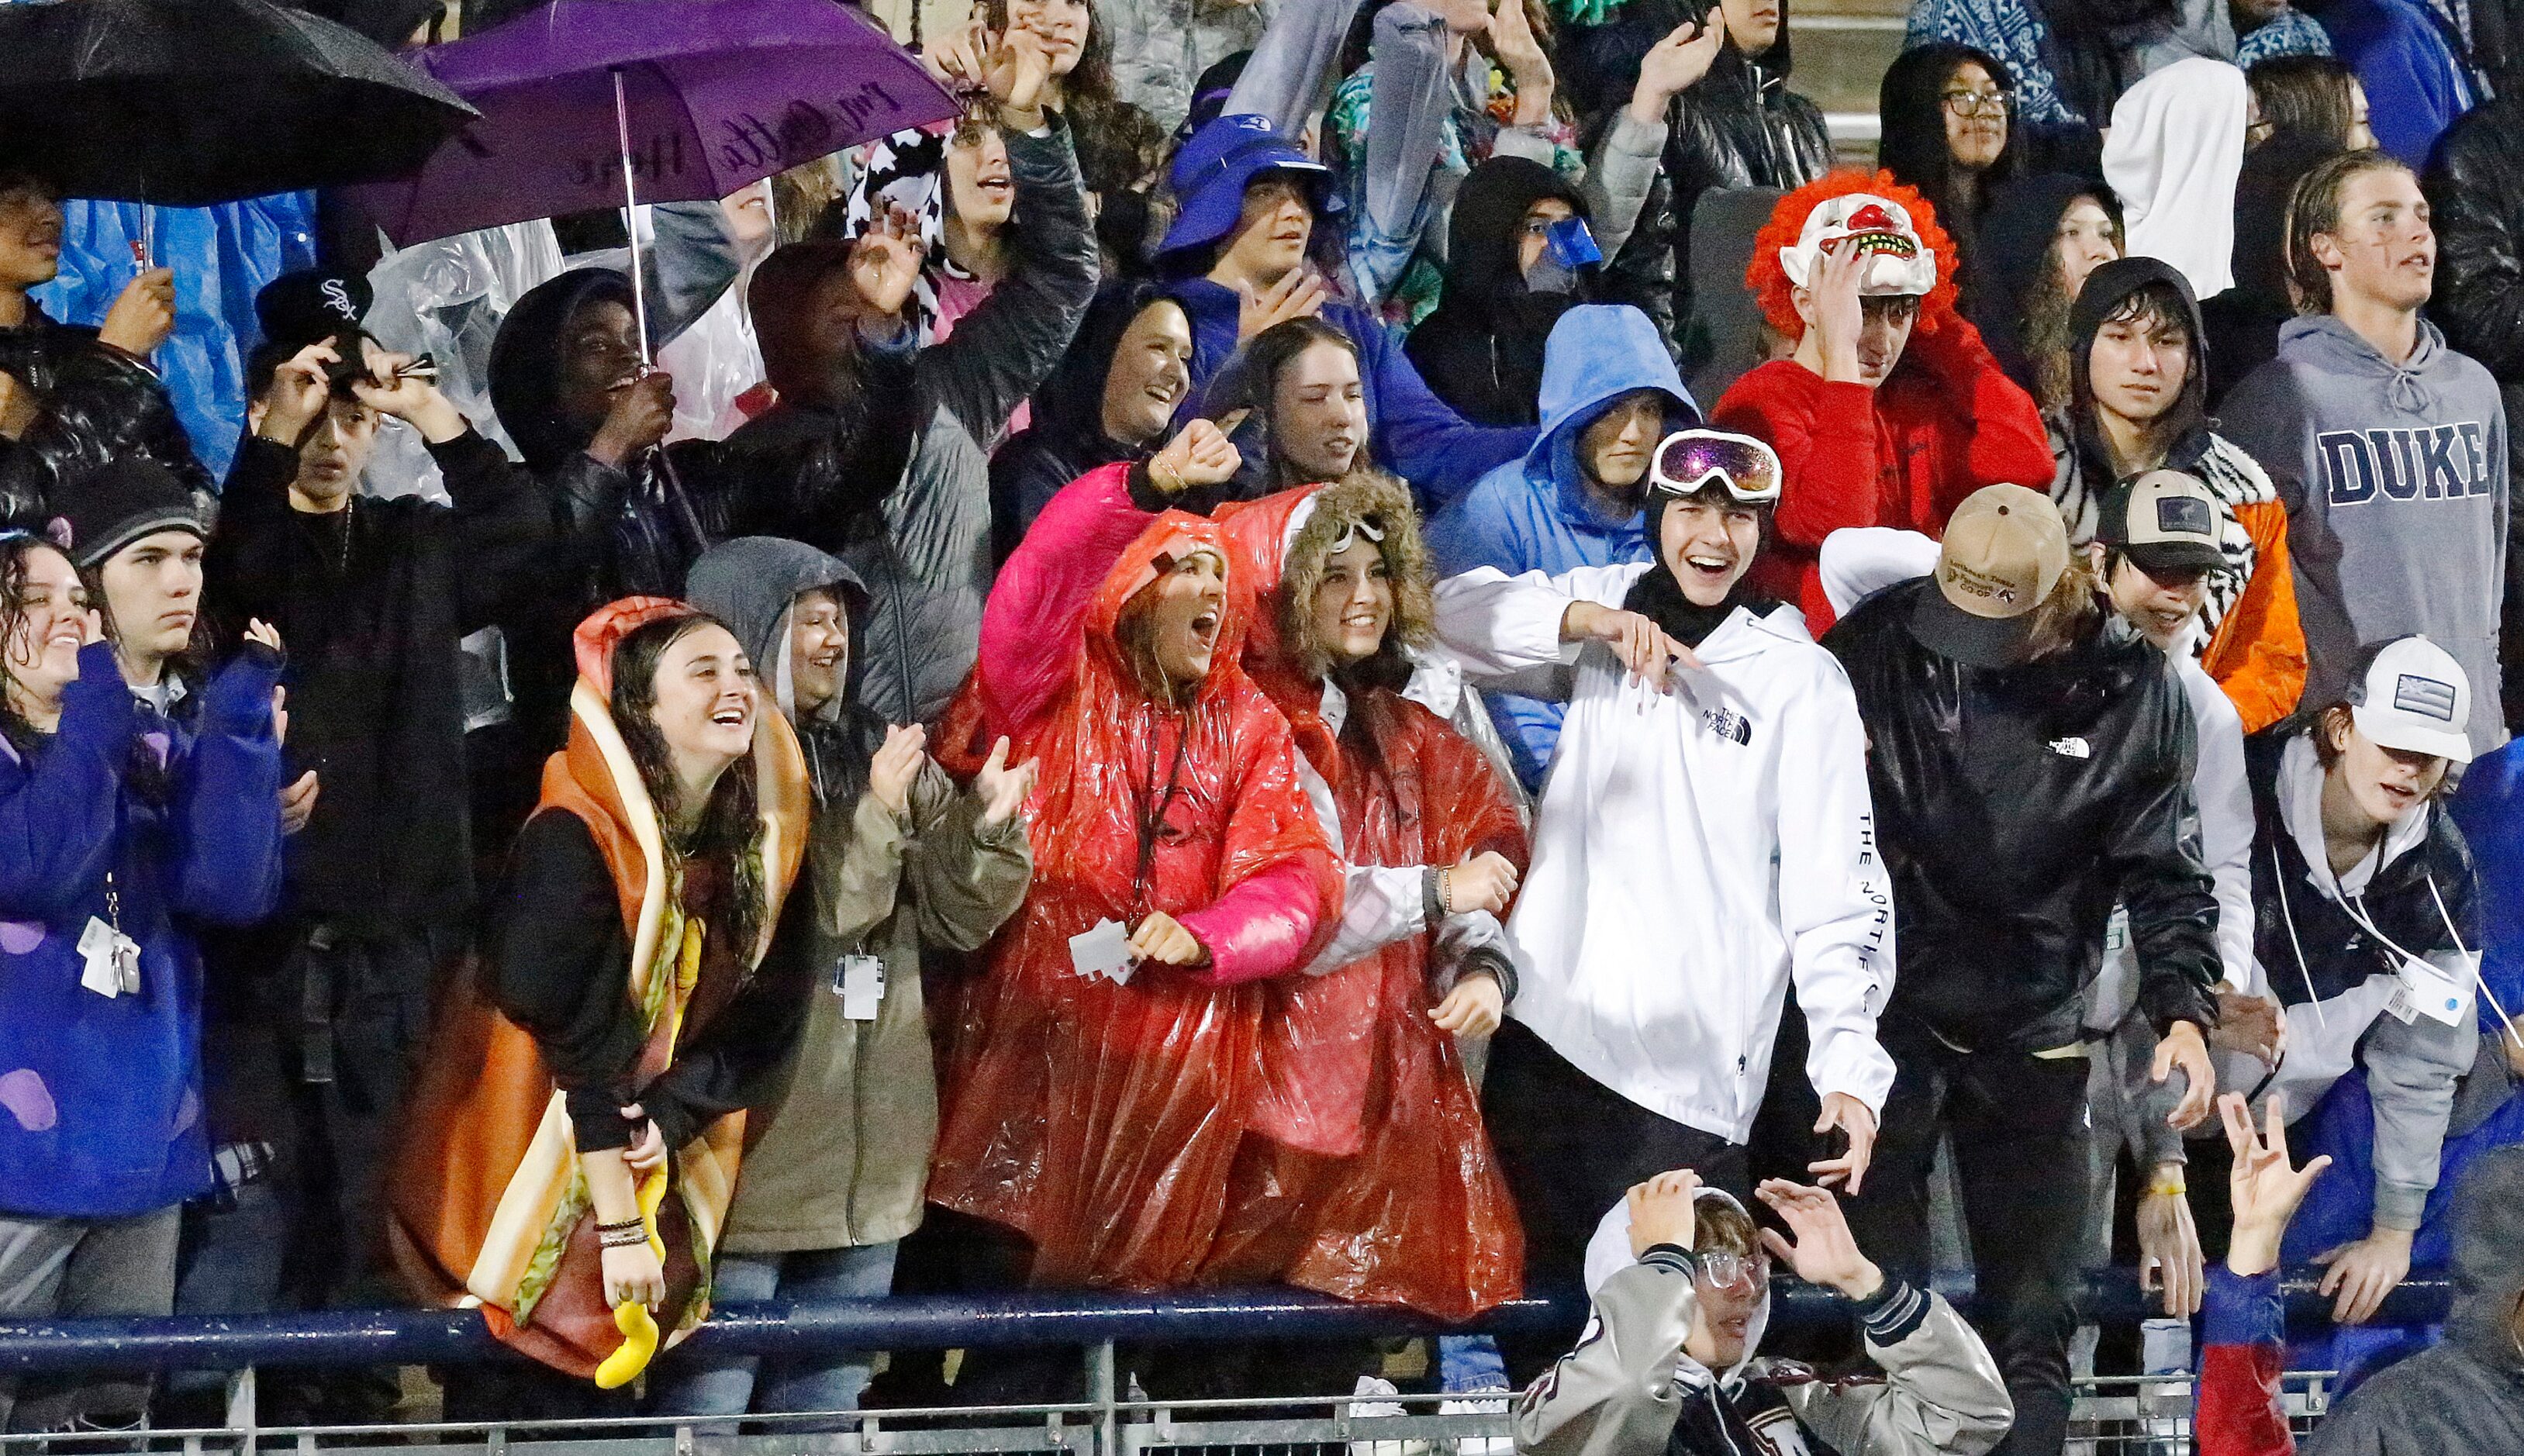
left=1642, top=13, right=1724, bottom=102
left=1755, top=1179, right=1882, bottom=1297
left=2222, top=1092, right=2331, bottom=1277
left=974, top=735, right=1039, bottom=826
left=851, top=205, right=924, bottom=319
left=868, top=723, right=927, bottom=816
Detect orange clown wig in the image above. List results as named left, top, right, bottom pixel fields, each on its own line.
left=1747, top=170, right=1962, bottom=341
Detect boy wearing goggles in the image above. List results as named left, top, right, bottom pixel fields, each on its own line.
left=1517, top=1170, right=2010, bottom=1456
left=1435, top=430, right=1894, bottom=1376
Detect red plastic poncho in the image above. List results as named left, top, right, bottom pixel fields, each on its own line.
left=1200, top=485, right=1528, bottom=1320
left=927, top=465, right=1342, bottom=1289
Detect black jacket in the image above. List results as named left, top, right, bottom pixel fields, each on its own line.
left=1404, top=157, right=1592, bottom=428
left=1562, top=0, right=1830, bottom=353
left=0, top=305, right=212, bottom=525
left=203, top=430, right=551, bottom=933
left=1825, top=578, right=2222, bottom=1052
left=2422, top=96, right=2524, bottom=727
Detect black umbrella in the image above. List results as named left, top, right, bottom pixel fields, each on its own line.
left=0, top=0, right=476, bottom=208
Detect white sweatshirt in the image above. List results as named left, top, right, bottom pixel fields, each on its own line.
left=1435, top=563, right=1897, bottom=1142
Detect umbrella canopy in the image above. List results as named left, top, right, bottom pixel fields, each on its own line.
left=0, top=0, right=476, bottom=207
left=361, top=0, right=959, bottom=248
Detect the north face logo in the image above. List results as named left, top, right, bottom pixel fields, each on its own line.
left=1702, top=707, right=1753, bottom=745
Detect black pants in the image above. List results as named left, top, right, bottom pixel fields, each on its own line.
left=1842, top=1016, right=2089, bottom=1456
left=1481, top=1020, right=1749, bottom=1383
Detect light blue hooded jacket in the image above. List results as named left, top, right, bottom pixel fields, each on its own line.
left=1424, top=304, right=1695, bottom=789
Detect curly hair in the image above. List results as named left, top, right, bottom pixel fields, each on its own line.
left=1277, top=470, right=1435, bottom=688
left=1746, top=169, right=1961, bottom=342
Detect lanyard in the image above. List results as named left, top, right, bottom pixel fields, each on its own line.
left=1128, top=711, right=1192, bottom=919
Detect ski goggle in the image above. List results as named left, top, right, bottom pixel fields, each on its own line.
left=1695, top=1247, right=1771, bottom=1295
left=1649, top=429, right=1783, bottom=505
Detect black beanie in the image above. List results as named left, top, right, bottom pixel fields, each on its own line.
left=54, top=457, right=207, bottom=570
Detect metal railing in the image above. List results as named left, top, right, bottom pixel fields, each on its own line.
left=0, top=1268, right=2452, bottom=1455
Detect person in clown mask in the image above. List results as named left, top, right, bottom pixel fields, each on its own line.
left=1713, top=173, right=2053, bottom=634
left=1515, top=1169, right=2011, bottom=1456
left=1434, top=429, right=1894, bottom=1377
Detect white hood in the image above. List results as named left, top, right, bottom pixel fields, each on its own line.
left=1583, top=1185, right=1773, bottom=1390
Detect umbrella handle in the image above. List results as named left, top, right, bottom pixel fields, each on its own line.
left=613, top=66, right=653, bottom=366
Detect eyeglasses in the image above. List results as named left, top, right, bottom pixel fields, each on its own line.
left=1649, top=429, right=1783, bottom=505
left=1940, top=88, right=2011, bottom=119
left=1696, top=1248, right=1771, bottom=1295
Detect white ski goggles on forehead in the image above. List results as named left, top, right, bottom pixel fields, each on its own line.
left=1649, top=429, right=1783, bottom=505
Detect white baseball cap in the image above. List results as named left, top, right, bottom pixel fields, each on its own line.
left=2346, top=635, right=2474, bottom=764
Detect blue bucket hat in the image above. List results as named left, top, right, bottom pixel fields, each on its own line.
left=1157, top=113, right=1340, bottom=261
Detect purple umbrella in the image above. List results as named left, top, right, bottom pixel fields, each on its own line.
left=359, top=0, right=957, bottom=354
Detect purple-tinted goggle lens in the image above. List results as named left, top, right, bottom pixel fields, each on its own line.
left=1649, top=430, right=1783, bottom=505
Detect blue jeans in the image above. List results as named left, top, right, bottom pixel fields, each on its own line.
left=653, top=1242, right=898, bottom=1427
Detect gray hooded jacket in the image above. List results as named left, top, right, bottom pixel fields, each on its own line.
left=1515, top=1187, right=2013, bottom=1456
left=2300, top=1145, right=2524, bottom=1454
left=2221, top=314, right=2510, bottom=750
left=685, top=537, right=1031, bottom=1251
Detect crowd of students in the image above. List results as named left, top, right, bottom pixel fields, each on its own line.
left=5, top=1, right=2524, bottom=1453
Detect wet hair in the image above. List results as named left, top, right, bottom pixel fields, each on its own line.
left=77, top=537, right=213, bottom=709
left=2284, top=150, right=2416, bottom=316
left=0, top=533, right=64, bottom=757
left=1694, top=1199, right=1759, bottom=1261
left=1229, top=317, right=1362, bottom=487
left=2249, top=54, right=2361, bottom=152
left=2025, top=194, right=2125, bottom=411
left=1114, top=552, right=1224, bottom=709
left=2021, top=553, right=2106, bottom=663
left=609, top=613, right=766, bottom=958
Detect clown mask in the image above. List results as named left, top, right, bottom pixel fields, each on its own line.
left=1779, top=194, right=1939, bottom=298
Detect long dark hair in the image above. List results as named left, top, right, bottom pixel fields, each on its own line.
left=1879, top=43, right=2020, bottom=256
left=1226, top=316, right=1360, bottom=490
left=0, top=533, right=61, bottom=760
left=609, top=614, right=766, bottom=960
left=2250, top=54, right=2363, bottom=153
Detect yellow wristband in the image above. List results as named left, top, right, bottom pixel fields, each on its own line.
left=2148, top=1172, right=2187, bottom=1200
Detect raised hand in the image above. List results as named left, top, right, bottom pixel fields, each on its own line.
left=2222, top=1092, right=2331, bottom=1278
left=850, top=205, right=925, bottom=322
left=255, top=340, right=337, bottom=443
left=1148, top=418, right=1242, bottom=494
left=587, top=369, right=675, bottom=468
left=1625, top=1168, right=1700, bottom=1258
left=1628, top=14, right=1725, bottom=126
left=98, top=267, right=177, bottom=357
left=868, top=723, right=928, bottom=816
left=986, top=22, right=1053, bottom=118
left=1486, top=0, right=1555, bottom=125
left=974, top=734, right=1039, bottom=827
left=1811, top=238, right=1868, bottom=384
left=1755, top=1179, right=1884, bottom=1299
left=350, top=345, right=468, bottom=443
left=1235, top=267, right=1328, bottom=343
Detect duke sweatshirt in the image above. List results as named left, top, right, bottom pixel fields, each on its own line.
left=2222, top=314, right=2509, bottom=750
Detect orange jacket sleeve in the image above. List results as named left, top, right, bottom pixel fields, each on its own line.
left=2201, top=499, right=2309, bottom=734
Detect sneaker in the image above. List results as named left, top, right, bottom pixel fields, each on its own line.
left=1348, top=1376, right=1429, bottom=1456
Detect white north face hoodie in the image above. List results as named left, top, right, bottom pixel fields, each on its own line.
left=1435, top=563, right=1897, bottom=1143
